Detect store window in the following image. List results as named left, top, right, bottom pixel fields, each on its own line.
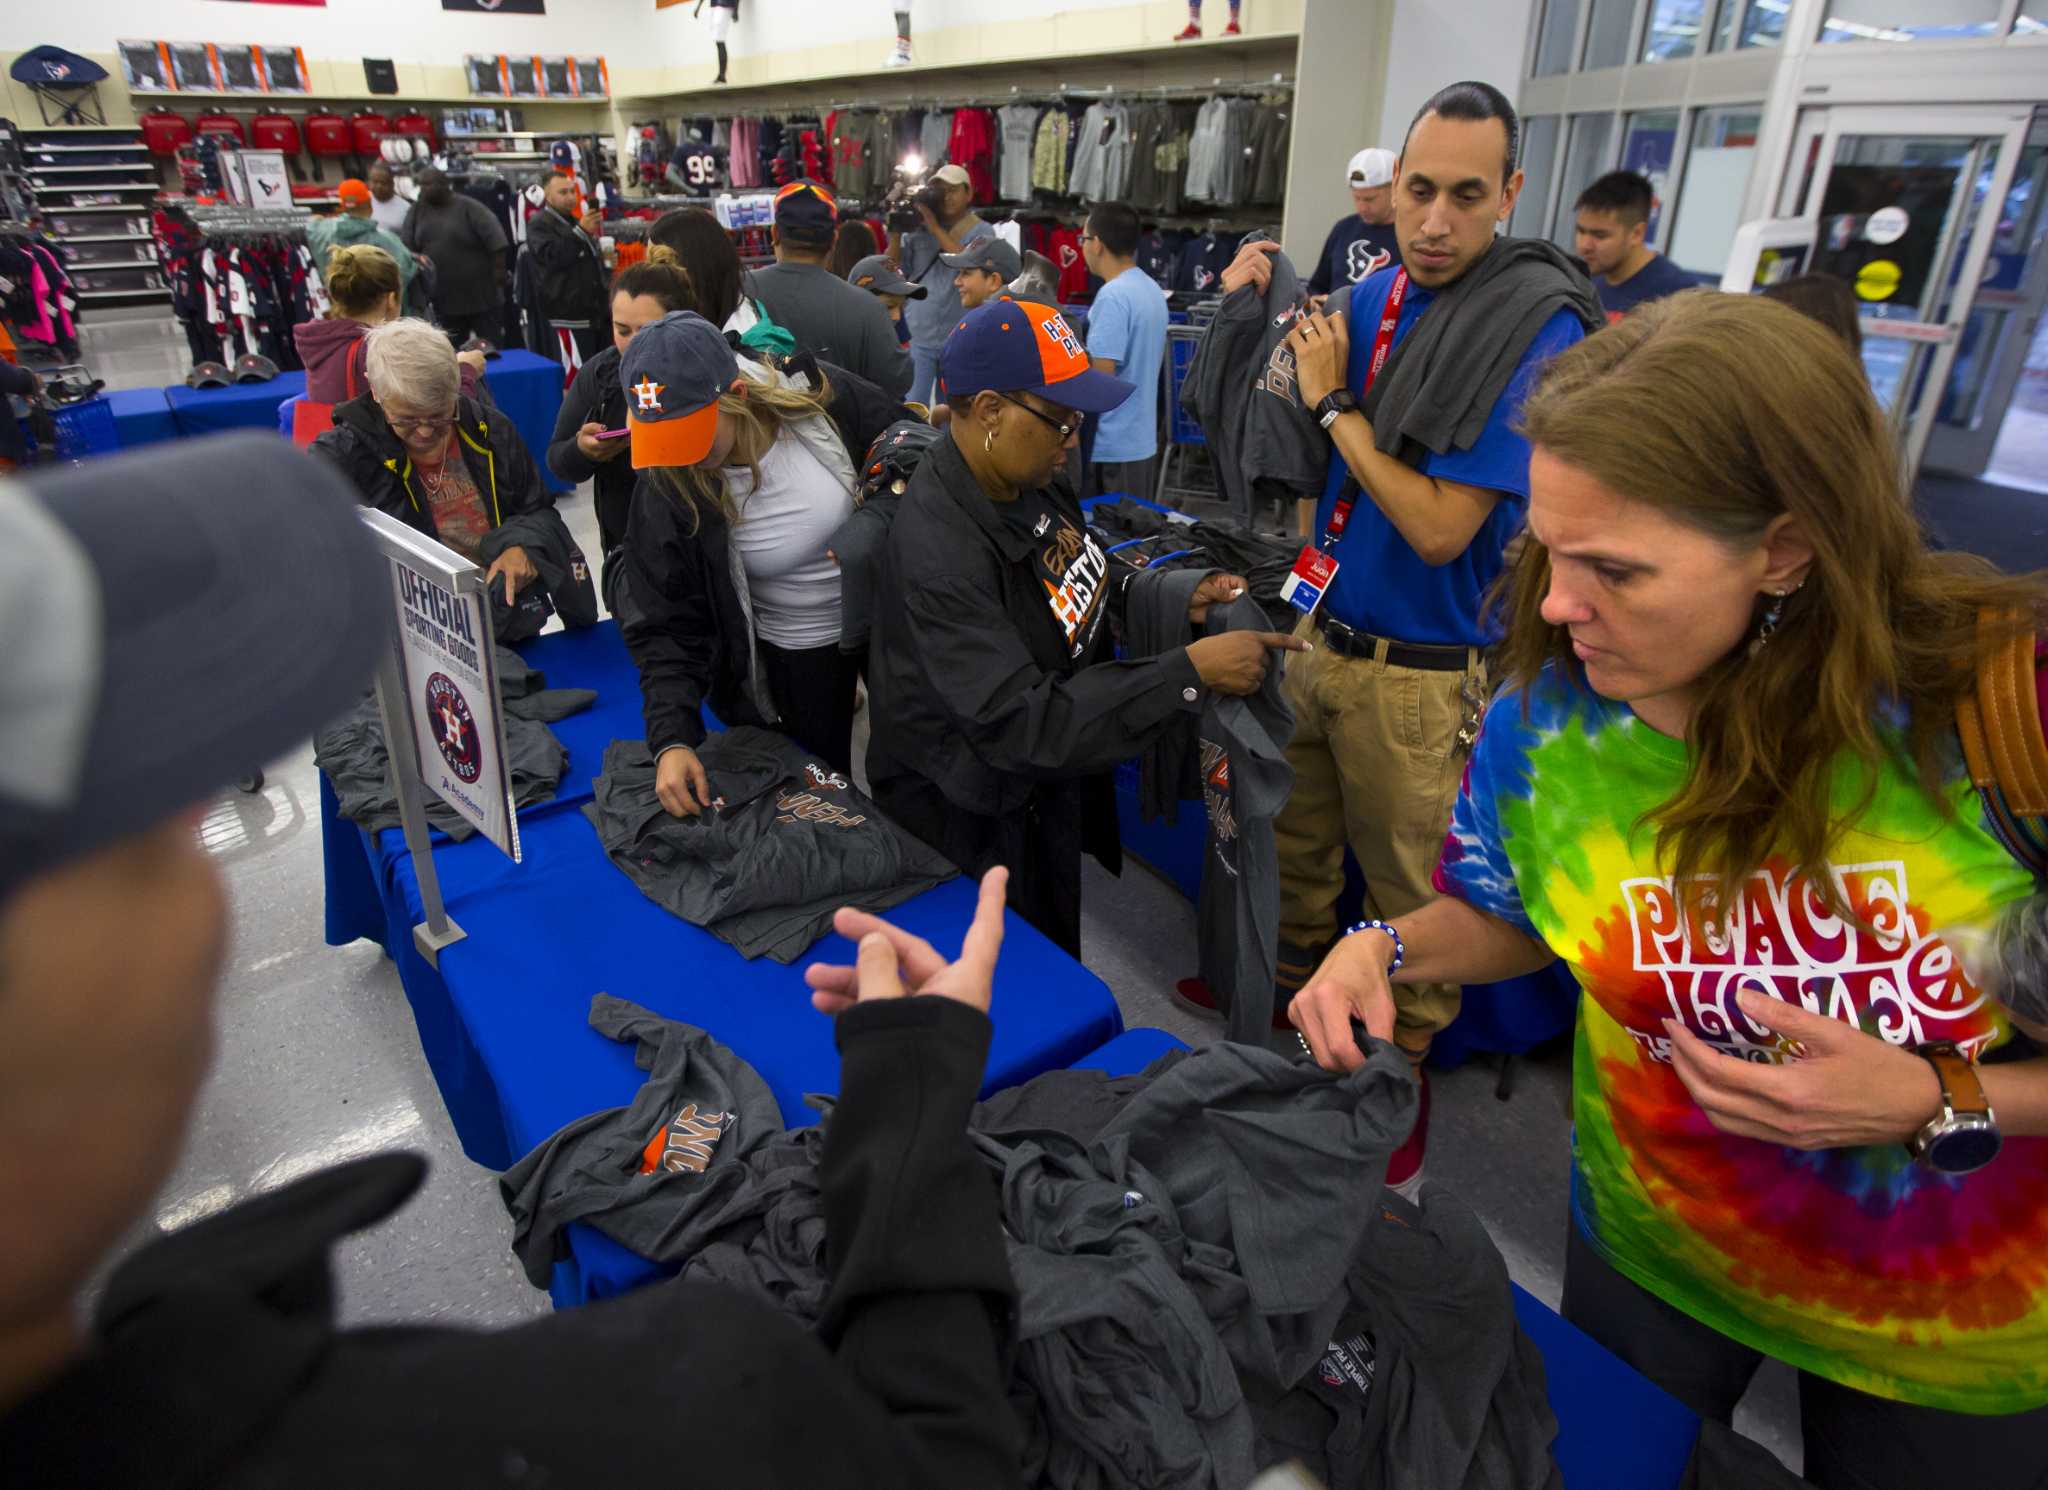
left=1711, top=0, right=1786, bottom=50
left=1643, top=0, right=1710, bottom=60
left=1666, top=105, right=1761, bottom=276
left=1514, top=115, right=1564, bottom=237
left=1582, top=0, right=1638, bottom=69
left=1534, top=0, right=1584, bottom=75
left=1621, top=110, right=1682, bottom=243
left=1553, top=113, right=1618, bottom=248
left=1819, top=0, right=2003, bottom=43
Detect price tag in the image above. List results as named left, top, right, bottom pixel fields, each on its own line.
left=1281, top=545, right=1339, bottom=616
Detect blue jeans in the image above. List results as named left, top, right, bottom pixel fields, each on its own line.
left=909, top=343, right=942, bottom=408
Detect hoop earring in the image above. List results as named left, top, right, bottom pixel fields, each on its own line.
left=984, top=427, right=996, bottom=454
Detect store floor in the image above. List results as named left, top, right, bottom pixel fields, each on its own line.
left=80, top=311, right=1803, bottom=1473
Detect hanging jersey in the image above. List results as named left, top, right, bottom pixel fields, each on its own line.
left=671, top=143, right=723, bottom=195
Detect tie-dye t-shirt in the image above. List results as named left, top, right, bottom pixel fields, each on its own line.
left=1435, top=666, right=2048, bottom=1412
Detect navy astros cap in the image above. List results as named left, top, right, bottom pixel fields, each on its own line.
left=846, top=252, right=926, bottom=299
left=940, top=237, right=1022, bottom=281
left=937, top=298, right=1133, bottom=414
left=0, top=434, right=386, bottom=904
left=619, top=309, right=740, bottom=468
left=772, top=179, right=837, bottom=245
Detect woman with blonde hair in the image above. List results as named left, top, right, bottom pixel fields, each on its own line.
left=294, top=243, right=482, bottom=410
left=615, top=310, right=864, bottom=811
left=1289, top=289, right=2048, bottom=1483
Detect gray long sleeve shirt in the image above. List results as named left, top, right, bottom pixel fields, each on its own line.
left=746, top=260, right=912, bottom=399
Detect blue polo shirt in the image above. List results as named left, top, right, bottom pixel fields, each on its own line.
left=1314, top=265, right=1585, bottom=647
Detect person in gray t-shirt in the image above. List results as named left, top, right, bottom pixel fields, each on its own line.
left=888, top=163, right=993, bottom=405
left=747, top=181, right=911, bottom=399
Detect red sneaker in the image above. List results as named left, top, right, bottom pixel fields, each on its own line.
left=1384, top=1067, right=1431, bottom=1189
left=1173, top=22, right=1203, bottom=40
left=1175, top=977, right=1301, bottom=1032
left=1223, top=19, right=1242, bottom=34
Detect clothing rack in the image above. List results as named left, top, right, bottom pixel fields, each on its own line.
left=824, top=78, right=1292, bottom=112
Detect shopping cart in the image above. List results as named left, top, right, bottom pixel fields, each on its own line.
left=1155, top=309, right=1215, bottom=508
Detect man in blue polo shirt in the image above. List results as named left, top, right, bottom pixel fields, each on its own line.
left=1217, top=80, right=1599, bottom=1195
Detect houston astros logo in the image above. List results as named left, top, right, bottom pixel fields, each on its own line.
left=1041, top=312, right=1085, bottom=361
left=632, top=375, right=664, bottom=412
left=423, top=673, right=483, bottom=785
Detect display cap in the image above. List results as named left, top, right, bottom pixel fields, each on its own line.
left=930, top=163, right=972, bottom=189
left=846, top=252, right=926, bottom=299
left=0, top=435, right=386, bottom=905
left=186, top=361, right=231, bottom=390
left=937, top=298, right=1133, bottom=415
left=337, top=178, right=372, bottom=208
left=940, top=237, right=1022, bottom=280
left=1347, top=147, right=1397, bottom=188
left=772, top=179, right=836, bottom=244
left=619, top=310, right=739, bottom=469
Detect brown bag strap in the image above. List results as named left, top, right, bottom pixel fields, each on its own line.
left=1959, top=607, right=2048, bottom=817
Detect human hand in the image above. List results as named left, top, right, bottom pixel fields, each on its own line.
left=580, top=209, right=602, bottom=237
left=456, top=349, right=487, bottom=379
left=916, top=200, right=941, bottom=233
left=1186, top=571, right=1248, bottom=625
left=483, top=543, right=538, bottom=606
left=575, top=420, right=627, bottom=461
left=655, top=745, right=714, bottom=818
left=1185, top=630, right=1310, bottom=696
left=804, top=866, right=1009, bottom=1016
left=1284, top=306, right=1351, bottom=409
left=1289, top=929, right=1400, bottom=1072
left=1219, top=238, right=1280, bottom=296
left=1663, top=990, right=1944, bottom=1149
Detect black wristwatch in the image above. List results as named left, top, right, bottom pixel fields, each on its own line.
left=1906, top=1041, right=2002, bottom=1174
left=1315, top=389, right=1357, bottom=430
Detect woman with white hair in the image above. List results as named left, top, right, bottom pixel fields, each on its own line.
left=310, top=318, right=577, bottom=631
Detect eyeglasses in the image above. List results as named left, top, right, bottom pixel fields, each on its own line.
left=1078, top=232, right=1099, bottom=244
left=387, top=414, right=456, bottom=434
left=999, top=392, right=1078, bottom=441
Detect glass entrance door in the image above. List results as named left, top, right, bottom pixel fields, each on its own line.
left=1795, top=107, right=2030, bottom=480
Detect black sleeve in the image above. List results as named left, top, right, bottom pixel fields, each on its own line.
left=858, top=297, right=913, bottom=400
left=618, top=479, right=717, bottom=754
left=527, top=217, right=583, bottom=318
left=484, top=409, right=554, bottom=527
left=897, top=566, right=1202, bottom=781
left=547, top=358, right=608, bottom=485
left=0, top=361, right=37, bottom=399
left=817, top=997, right=1022, bottom=1490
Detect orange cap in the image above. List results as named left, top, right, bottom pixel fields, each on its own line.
left=337, top=178, right=371, bottom=208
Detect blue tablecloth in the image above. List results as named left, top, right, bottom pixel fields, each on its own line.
left=151, top=349, right=572, bottom=492
left=105, top=386, right=176, bottom=448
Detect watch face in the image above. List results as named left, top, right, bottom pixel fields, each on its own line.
left=1928, top=1122, right=2002, bottom=1175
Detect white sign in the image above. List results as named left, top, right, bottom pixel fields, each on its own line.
left=1865, top=206, right=1909, bottom=246
left=363, top=511, right=522, bottom=863
left=239, top=150, right=293, bottom=209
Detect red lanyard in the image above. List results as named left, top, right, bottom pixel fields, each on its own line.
left=1319, top=267, right=1409, bottom=552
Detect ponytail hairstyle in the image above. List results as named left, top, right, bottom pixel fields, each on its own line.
left=327, top=243, right=401, bottom=322
left=654, top=371, right=837, bottom=535
left=611, top=242, right=695, bottom=312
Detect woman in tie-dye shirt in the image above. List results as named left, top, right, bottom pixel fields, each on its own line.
left=1287, top=291, right=2048, bottom=1487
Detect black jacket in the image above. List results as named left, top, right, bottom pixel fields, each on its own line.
left=547, top=344, right=636, bottom=553
left=619, top=355, right=911, bottom=753
left=0, top=998, right=1023, bottom=1490
left=863, top=434, right=1203, bottom=953
left=311, top=392, right=595, bottom=642
left=525, top=204, right=609, bottom=332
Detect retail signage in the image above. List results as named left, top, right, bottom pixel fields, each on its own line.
left=232, top=150, right=292, bottom=207
left=360, top=509, right=522, bottom=863
left=444, top=0, right=548, bottom=12
left=1812, top=163, right=1960, bottom=316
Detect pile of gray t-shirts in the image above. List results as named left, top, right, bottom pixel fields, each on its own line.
left=314, top=645, right=595, bottom=842
left=502, top=1000, right=1562, bottom=1490
left=582, top=730, right=957, bottom=962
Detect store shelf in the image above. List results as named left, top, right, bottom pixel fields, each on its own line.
left=53, top=233, right=149, bottom=244
left=77, top=288, right=170, bottom=301
left=26, top=164, right=154, bottom=175
left=44, top=204, right=153, bottom=214
left=26, top=144, right=149, bottom=156
left=123, top=87, right=609, bottom=105
left=37, top=185, right=160, bottom=196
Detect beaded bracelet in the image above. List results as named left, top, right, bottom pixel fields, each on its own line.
left=1346, top=918, right=1405, bottom=973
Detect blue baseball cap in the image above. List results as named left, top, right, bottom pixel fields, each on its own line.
left=619, top=310, right=739, bottom=468
left=937, top=299, right=1132, bottom=414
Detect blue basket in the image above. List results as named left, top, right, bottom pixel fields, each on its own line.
left=44, top=396, right=119, bottom=460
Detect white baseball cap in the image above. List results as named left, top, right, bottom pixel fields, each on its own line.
left=1347, top=148, right=1397, bottom=189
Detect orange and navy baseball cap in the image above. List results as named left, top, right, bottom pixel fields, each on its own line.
left=619, top=310, right=739, bottom=469
left=772, top=179, right=836, bottom=246
left=937, top=298, right=1133, bottom=414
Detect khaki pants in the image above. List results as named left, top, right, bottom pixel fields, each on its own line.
left=1275, top=613, right=1484, bottom=1058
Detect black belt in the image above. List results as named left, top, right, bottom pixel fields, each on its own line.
left=1312, top=611, right=1472, bottom=672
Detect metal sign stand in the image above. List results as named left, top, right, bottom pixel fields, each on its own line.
left=372, top=639, right=466, bottom=966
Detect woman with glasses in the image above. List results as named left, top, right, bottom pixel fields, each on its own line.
left=310, top=317, right=554, bottom=612
left=862, top=299, right=1304, bottom=955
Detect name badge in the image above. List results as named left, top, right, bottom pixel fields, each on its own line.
left=1281, top=546, right=1339, bottom=616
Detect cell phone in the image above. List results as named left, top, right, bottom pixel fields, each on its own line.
left=596, top=427, right=629, bottom=440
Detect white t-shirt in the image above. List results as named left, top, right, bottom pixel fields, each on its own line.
left=369, top=190, right=412, bottom=234
left=726, top=432, right=851, bottom=650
